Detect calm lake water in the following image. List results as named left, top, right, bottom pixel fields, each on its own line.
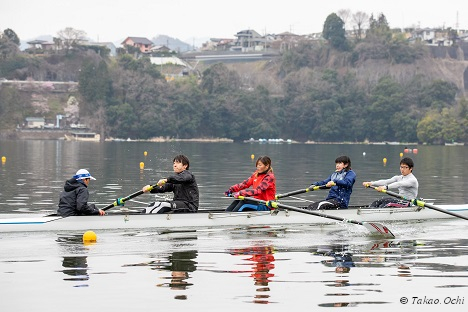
left=0, top=140, right=467, bottom=311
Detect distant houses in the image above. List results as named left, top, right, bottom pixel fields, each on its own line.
left=24, top=117, right=45, bottom=129
left=23, top=26, right=468, bottom=58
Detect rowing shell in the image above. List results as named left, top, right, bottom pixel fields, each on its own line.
left=1, top=204, right=467, bottom=233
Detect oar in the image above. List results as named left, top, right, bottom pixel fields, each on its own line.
left=275, top=185, right=329, bottom=199
left=367, top=185, right=468, bottom=221
left=237, top=196, right=395, bottom=238
left=102, top=184, right=157, bottom=211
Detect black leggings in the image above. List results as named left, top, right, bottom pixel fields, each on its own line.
left=307, top=198, right=343, bottom=210
left=369, top=198, right=410, bottom=208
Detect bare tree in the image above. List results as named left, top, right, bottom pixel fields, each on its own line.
left=56, top=27, right=87, bottom=52
left=337, top=9, right=352, bottom=30
left=52, top=37, right=62, bottom=52
left=352, top=11, right=369, bottom=40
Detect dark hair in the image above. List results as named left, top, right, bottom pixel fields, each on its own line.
left=335, top=155, right=351, bottom=170
left=400, top=157, right=414, bottom=169
left=256, top=155, right=272, bottom=173
left=173, top=154, right=190, bottom=170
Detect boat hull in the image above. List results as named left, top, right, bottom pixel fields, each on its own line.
left=1, top=204, right=468, bottom=233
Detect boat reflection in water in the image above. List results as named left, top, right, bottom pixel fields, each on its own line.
left=229, top=246, right=275, bottom=304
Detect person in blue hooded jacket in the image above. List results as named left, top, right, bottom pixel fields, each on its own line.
left=57, top=169, right=105, bottom=217
left=307, top=155, right=356, bottom=210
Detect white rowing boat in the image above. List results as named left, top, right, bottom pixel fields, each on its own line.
left=1, top=204, right=467, bottom=233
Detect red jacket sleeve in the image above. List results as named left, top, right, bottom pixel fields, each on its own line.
left=229, top=173, right=255, bottom=192
left=238, top=173, right=275, bottom=198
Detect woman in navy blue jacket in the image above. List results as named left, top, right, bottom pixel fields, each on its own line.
left=307, top=155, right=356, bottom=210
left=57, top=169, right=105, bottom=217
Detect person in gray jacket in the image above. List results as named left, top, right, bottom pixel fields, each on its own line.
left=362, top=157, right=419, bottom=208
left=57, top=169, right=105, bottom=217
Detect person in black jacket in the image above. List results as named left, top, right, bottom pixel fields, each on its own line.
left=141, top=155, right=199, bottom=214
left=57, top=169, right=105, bottom=217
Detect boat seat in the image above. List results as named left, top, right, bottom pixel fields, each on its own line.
left=238, top=203, right=269, bottom=212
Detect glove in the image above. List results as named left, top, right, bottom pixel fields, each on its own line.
left=265, top=201, right=274, bottom=210
left=116, top=197, right=125, bottom=206
left=233, top=192, right=240, bottom=199
left=224, top=190, right=232, bottom=197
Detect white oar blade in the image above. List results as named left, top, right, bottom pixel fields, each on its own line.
left=363, top=222, right=395, bottom=238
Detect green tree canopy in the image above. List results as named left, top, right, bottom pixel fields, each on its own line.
left=322, top=13, right=348, bottom=51
left=3, top=28, right=20, bottom=45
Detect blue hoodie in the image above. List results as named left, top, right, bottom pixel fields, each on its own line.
left=312, top=169, right=356, bottom=208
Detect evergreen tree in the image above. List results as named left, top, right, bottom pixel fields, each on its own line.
left=322, top=13, right=348, bottom=51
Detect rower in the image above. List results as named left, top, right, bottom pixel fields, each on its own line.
left=363, top=157, right=419, bottom=208
left=57, top=169, right=105, bottom=217
left=224, top=156, right=276, bottom=212
left=135, top=155, right=199, bottom=214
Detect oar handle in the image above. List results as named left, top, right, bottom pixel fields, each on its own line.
left=366, top=185, right=468, bottom=221
left=102, top=184, right=157, bottom=211
left=275, top=185, right=329, bottom=199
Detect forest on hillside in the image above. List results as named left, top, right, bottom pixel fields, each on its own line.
left=1, top=13, right=467, bottom=144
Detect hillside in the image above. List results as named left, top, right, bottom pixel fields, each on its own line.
left=201, top=45, right=468, bottom=100
left=1, top=40, right=467, bottom=144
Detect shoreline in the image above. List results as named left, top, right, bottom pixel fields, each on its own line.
left=0, top=130, right=423, bottom=145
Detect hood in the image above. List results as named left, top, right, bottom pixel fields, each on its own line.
left=64, top=178, right=86, bottom=192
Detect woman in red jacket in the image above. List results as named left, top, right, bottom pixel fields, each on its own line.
left=225, top=155, right=276, bottom=212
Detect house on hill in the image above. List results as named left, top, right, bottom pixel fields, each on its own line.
left=121, top=37, right=153, bottom=53
left=202, top=38, right=234, bottom=51
left=232, top=29, right=266, bottom=52
left=151, top=45, right=171, bottom=53
left=272, top=32, right=302, bottom=52
left=86, top=42, right=117, bottom=56
left=26, top=40, right=55, bottom=53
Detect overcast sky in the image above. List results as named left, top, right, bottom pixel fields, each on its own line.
left=1, top=0, right=466, bottom=46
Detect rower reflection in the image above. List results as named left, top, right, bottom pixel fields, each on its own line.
left=61, top=256, right=89, bottom=282
left=156, top=250, right=197, bottom=298
left=315, top=245, right=355, bottom=307
left=230, top=246, right=275, bottom=304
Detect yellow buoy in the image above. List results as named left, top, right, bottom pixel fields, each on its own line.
left=1, top=156, right=5, bottom=164
left=383, top=157, right=387, bottom=166
left=251, top=154, right=255, bottom=160
left=399, top=152, right=403, bottom=158
left=83, top=230, right=97, bottom=243
left=140, top=162, right=144, bottom=169
left=144, top=151, right=148, bottom=156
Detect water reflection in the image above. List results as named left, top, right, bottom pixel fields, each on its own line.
left=312, top=238, right=468, bottom=307
left=56, top=235, right=90, bottom=286
left=61, top=256, right=89, bottom=283
left=122, top=249, right=198, bottom=300
left=154, top=250, right=197, bottom=300
left=314, top=245, right=355, bottom=306
left=229, top=246, right=275, bottom=304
